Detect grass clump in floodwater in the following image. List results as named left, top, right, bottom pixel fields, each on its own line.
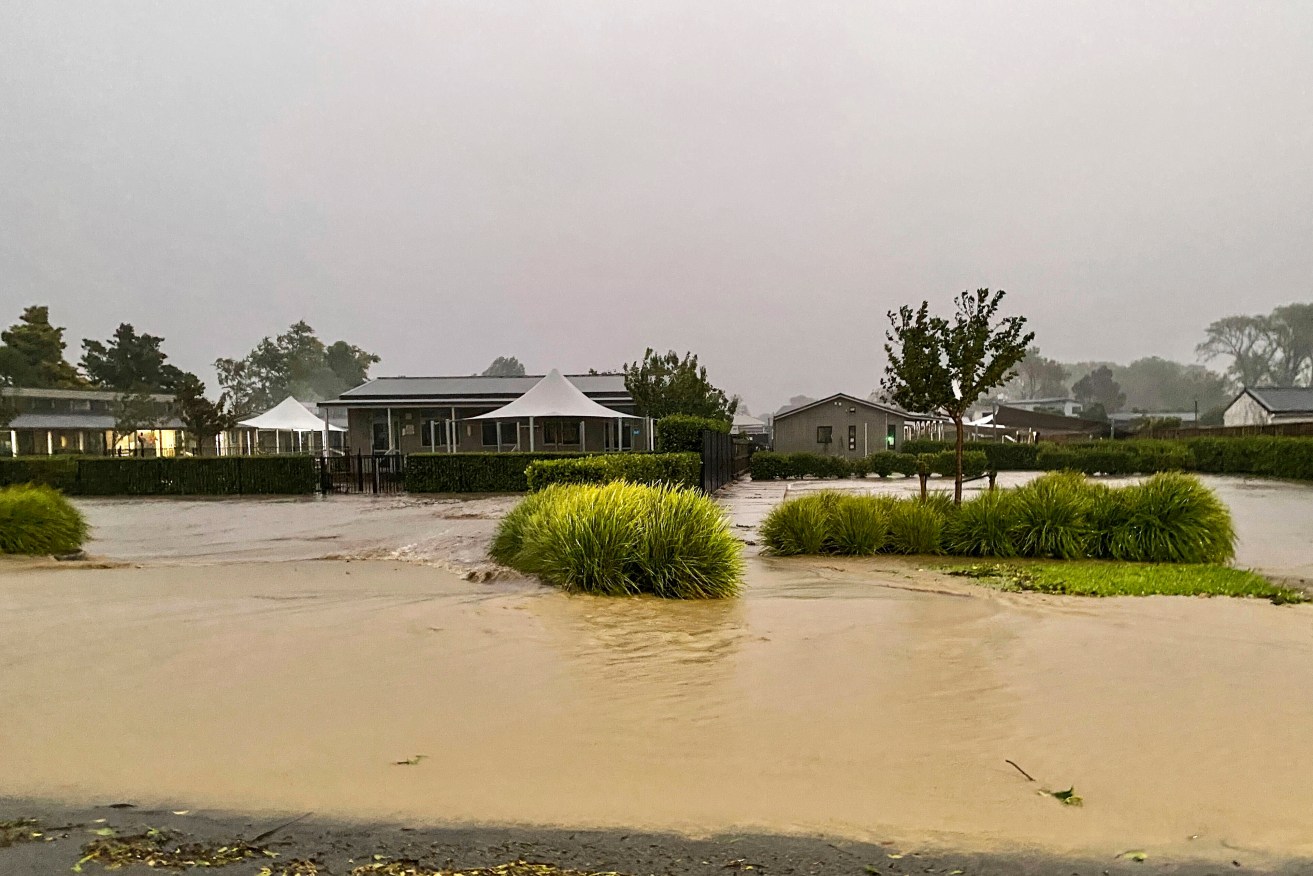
left=0, top=483, right=87, bottom=555
left=491, top=482, right=743, bottom=598
left=949, top=561, right=1303, bottom=603
left=761, top=472, right=1241, bottom=569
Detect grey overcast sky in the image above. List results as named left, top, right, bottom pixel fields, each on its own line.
left=2, top=1, right=1311, bottom=413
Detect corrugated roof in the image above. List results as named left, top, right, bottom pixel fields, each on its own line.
left=327, top=373, right=630, bottom=404
left=1246, top=387, right=1313, bottom=413
left=8, top=414, right=185, bottom=430
left=774, top=393, right=923, bottom=420
left=2, top=387, right=173, bottom=402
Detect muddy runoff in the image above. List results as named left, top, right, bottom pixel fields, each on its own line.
left=1, top=479, right=1312, bottom=866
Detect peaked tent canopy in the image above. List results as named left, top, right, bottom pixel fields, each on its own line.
left=239, top=396, right=347, bottom=432
left=470, top=370, right=633, bottom=421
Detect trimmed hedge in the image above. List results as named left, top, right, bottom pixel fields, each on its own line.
left=405, top=452, right=586, bottom=493
left=902, top=440, right=1041, bottom=471
left=1185, top=436, right=1313, bottom=481
left=0, top=456, right=317, bottom=495
left=749, top=450, right=986, bottom=481
left=655, top=414, right=730, bottom=453
left=526, top=453, right=701, bottom=491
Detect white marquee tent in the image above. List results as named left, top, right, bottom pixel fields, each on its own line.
left=238, top=396, right=345, bottom=454
left=470, top=369, right=636, bottom=451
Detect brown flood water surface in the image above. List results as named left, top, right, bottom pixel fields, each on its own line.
left=4, top=550, right=1313, bottom=865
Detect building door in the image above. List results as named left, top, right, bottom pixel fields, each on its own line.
left=372, top=421, right=390, bottom=452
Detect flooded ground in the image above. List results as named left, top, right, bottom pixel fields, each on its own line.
left=3, top=475, right=1313, bottom=867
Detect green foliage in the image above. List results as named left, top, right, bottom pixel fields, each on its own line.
left=749, top=451, right=911, bottom=480
left=525, top=453, right=701, bottom=491
left=622, top=348, right=733, bottom=421
left=924, top=450, right=988, bottom=479
left=215, top=321, right=379, bottom=415
left=405, top=452, right=584, bottom=493
left=1185, top=436, right=1313, bottom=481
left=1004, top=346, right=1070, bottom=399
left=0, top=456, right=316, bottom=495
left=0, top=484, right=88, bottom=554
left=655, top=414, right=730, bottom=452
left=1037, top=441, right=1193, bottom=475
left=174, top=374, right=238, bottom=454
left=759, top=492, right=890, bottom=556
left=80, top=322, right=188, bottom=392
left=1007, top=471, right=1095, bottom=559
left=943, top=489, right=1018, bottom=557
left=1072, top=365, right=1125, bottom=414
left=1198, top=304, right=1313, bottom=387
left=902, top=440, right=1042, bottom=471
left=0, top=305, right=85, bottom=388
left=492, top=482, right=743, bottom=598
left=885, top=499, right=947, bottom=554
left=950, top=561, right=1300, bottom=602
left=1105, top=472, right=1236, bottom=564
left=481, top=356, right=526, bottom=377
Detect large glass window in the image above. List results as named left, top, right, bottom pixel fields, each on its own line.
left=420, top=419, right=446, bottom=448
left=482, top=422, right=518, bottom=447
left=543, top=420, right=581, bottom=446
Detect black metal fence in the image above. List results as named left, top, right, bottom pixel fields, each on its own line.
left=318, top=451, right=406, bottom=494
left=700, top=430, right=753, bottom=493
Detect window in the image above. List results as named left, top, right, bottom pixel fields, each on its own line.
left=482, top=422, right=518, bottom=447
left=816, top=425, right=832, bottom=445
left=543, top=420, right=580, bottom=446
left=421, top=419, right=446, bottom=448
left=848, top=424, right=857, bottom=451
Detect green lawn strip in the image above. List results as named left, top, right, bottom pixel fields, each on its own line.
left=944, top=559, right=1304, bottom=603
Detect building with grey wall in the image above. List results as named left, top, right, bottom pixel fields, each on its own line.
left=772, top=394, right=911, bottom=457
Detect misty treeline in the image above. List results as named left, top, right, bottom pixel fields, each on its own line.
left=998, top=301, right=1312, bottom=420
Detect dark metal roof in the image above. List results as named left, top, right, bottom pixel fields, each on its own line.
left=323, top=374, right=631, bottom=406
left=774, top=393, right=923, bottom=421
left=1244, top=387, right=1313, bottom=414
left=993, top=405, right=1106, bottom=434
left=8, top=414, right=186, bottom=430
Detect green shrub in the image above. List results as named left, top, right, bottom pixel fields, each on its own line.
left=0, top=457, right=79, bottom=491
left=924, top=450, right=989, bottom=479
left=943, top=490, right=1018, bottom=557
left=890, top=453, right=922, bottom=477
left=526, top=453, right=700, bottom=491
left=759, top=492, right=837, bottom=555
left=748, top=452, right=857, bottom=480
left=655, top=414, right=729, bottom=453
left=1105, top=472, right=1236, bottom=564
left=1184, top=436, right=1313, bottom=481
left=828, top=494, right=889, bottom=555
left=903, top=440, right=1041, bottom=471
left=865, top=452, right=898, bottom=478
left=0, top=484, right=88, bottom=555
left=492, top=482, right=742, bottom=598
left=406, top=452, right=585, bottom=493
left=886, top=499, right=947, bottom=554
left=0, top=456, right=316, bottom=495
left=1007, top=471, right=1095, bottom=559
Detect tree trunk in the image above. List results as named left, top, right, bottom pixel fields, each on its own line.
left=954, top=416, right=965, bottom=506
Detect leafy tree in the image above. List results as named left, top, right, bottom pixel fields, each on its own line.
left=730, top=396, right=749, bottom=416
left=1072, top=365, right=1126, bottom=414
left=1005, top=346, right=1069, bottom=399
left=112, top=387, right=163, bottom=456
left=0, top=389, right=16, bottom=430
left=1195, top=304, right=1313, bottom=388
left=1111, top=357, right=1231, bottom=413
left=0, top=305, right=85, bottom=388
left=80, top=322, right=188, bottom=392
left=175, top=374, right=237, bottom=455
left=1269, top=303, right=1313, bottom=385
left=883, top=289, right=1033, bottom=504
left=1080, top=402, right=1109, bottom=422
left=623, top=349, right=734, bottom=421
left=216, top=321, right=379, bottom=415
left=482, top=356, right=527, bottom=377
left=781, top=395, right=816, bottom=413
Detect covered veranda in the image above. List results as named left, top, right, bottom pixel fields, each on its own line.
left=469, top=369, right=644, bottom=453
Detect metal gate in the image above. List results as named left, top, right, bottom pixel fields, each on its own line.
left=318, top=452, right=406, bottom=494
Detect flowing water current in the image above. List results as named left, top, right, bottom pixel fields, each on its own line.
left=2, top=475, right=1312, bottom=865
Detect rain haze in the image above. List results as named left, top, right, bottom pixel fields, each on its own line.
left=2, top=1, right=1311, bottom=413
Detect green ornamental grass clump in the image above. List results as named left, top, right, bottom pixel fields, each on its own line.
left=1106, top=471, right=1236, bottom=564
left=490, top=481, right=743, bottom=598
left=885, top=498, right=947, bottom=555
left=0, top=484, right=88, bottom=555
left=758, top=491, right=837, bottom=555
left=943, top=489, right=1018, bottom=557
left=1007, top=471, right=1095, bottom=559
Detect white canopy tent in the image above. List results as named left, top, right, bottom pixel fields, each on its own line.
left=238, top=396, right=346, bottom=454
left=470, top=369, right=635, bottom=452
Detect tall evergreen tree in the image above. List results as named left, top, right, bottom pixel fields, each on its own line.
left=81, top=322, right=188, bottom=392
left=0, top=305, right=84, bottom=388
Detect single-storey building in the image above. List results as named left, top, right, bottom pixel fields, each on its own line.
left=318, top=372, right=651, bottom=454
left=772, top=394, right=915, bottom=457
left=1222, top=387, right=1313, bottom=427
left=998, top=396, right=1085, bottom=417
left=991, top=404, right=1108, bottom=439
left=2, top=387, right=184, bottom=457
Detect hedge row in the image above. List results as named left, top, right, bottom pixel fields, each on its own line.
left=750, top=450, right=988, bottom=481
left=526, top=453, right=701, bottom=491
left=655, top=415, right=730, bottom=453
left=404, top=452, right=587, bottom=493
left=0, top=456, right=318, bottom=495
left=1186, top=436, right=1313, bottom=481
left=901, top=440, right=1043, bottom=471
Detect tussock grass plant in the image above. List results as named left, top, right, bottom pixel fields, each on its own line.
left=885, top=499, right=947, bottom=555
left=943, top=489, right=1018, bottom=557
left=1106, top=472, right=1236, bottom=564
left=828, top=494, right=889, bottom=555
left=490, top=482, right=742, bottom=598
left=1007, top=472, right=1095, bottom=559
left=0, top=484, right=88, bottom=555
left=758, top=492, right=838, bottom=555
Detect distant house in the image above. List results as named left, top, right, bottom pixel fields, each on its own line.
left=991, top=404, right=1107, bottom=439
left=772, top=394, right=914, bottom=457
left=730, top=412, right=767, bottom=436
left=1222, top=387, right=1313, bottom=427
left=999, top=396, right=1085, bottom=417
left=1, top=387, right=183, bottom=457
left=318, top=372, right=649, bottom=454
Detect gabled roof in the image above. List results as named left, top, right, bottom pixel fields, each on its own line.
left=239, top=396, right=347, bottom=432
left=322, top=373, right=630, bottom=407
left=469, top=370, right=632, bottom=420
left=774, top=393, right=923, bottom=420
left=1241, top=386, right=1313, bottom=414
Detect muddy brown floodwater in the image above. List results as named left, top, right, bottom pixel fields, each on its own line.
left=2, top=476, right=1313, bottom=868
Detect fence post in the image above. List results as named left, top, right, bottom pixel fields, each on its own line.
left=236, top=456, right=243, bottom=496
left=356, top=451, right=364, bottom=493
